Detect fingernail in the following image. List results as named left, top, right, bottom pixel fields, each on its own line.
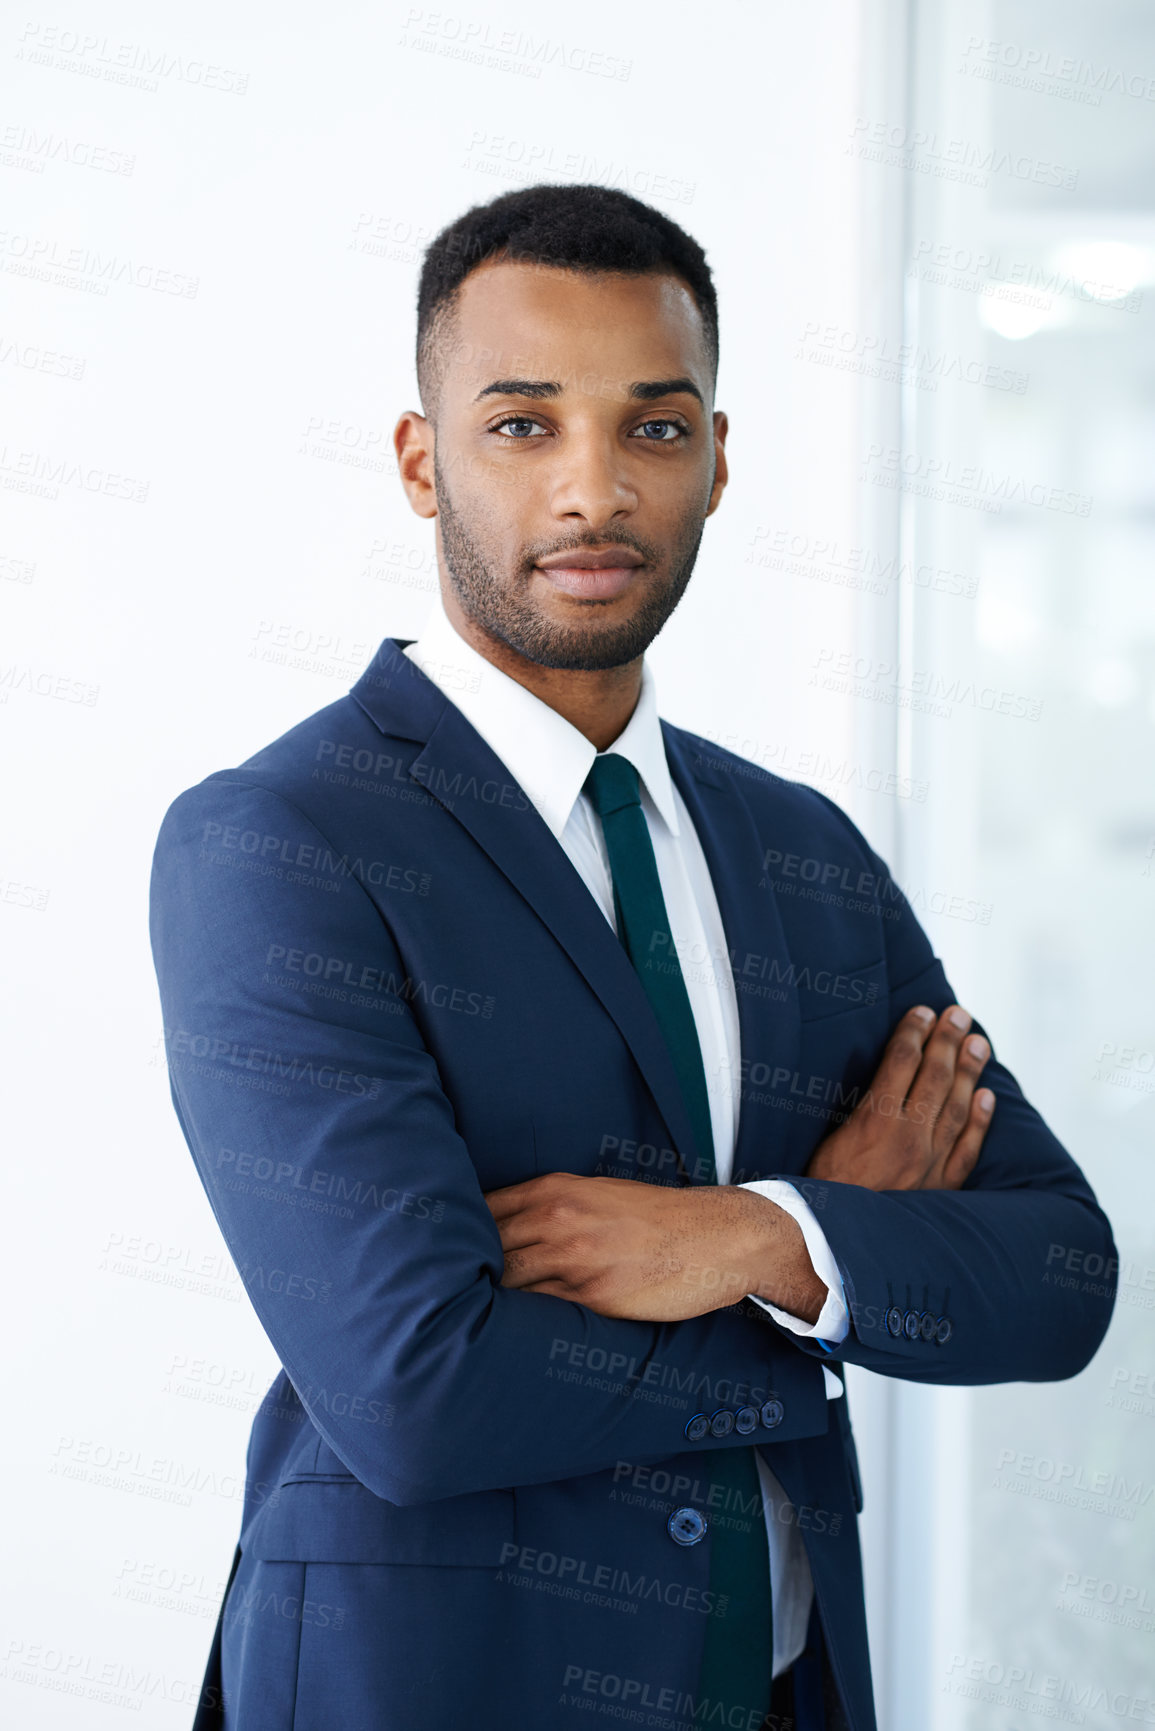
left=913, top=1006, right=935, bottom=1023
left=978, top=1090, right=994, bottom=1111
left=948, top=1007, right=970, bottom=1030
left=967, top=1036, right=988, bottom=1060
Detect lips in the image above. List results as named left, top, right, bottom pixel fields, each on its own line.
left=534, top=547, right=644, bottom=600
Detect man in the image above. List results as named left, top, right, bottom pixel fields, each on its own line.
left=149, top=185, right=1116, bottom=1731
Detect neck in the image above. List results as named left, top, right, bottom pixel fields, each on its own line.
left=441, top=584, right=644, bottom=752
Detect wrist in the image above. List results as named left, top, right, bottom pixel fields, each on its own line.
left=737, top=1190, right=827, bottom=1323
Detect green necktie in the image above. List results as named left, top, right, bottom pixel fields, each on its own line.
left=583, top=752, right=774, bottom=1725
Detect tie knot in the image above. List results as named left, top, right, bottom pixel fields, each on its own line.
left=583, top=752, right=642, bottom=818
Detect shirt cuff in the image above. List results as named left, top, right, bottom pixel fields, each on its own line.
left=737, top=1178, right=851, bottom=1351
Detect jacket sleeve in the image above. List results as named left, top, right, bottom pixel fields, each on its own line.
left=148, top=776, right=829, bottom=1506
left=773, top=797, right=1117, bottom=1386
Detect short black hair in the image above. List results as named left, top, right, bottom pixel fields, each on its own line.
left=415, top=183, right=718, bottom=412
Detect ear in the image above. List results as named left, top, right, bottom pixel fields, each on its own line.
left=705, top=410, right=729, bottom=518
left=394, top=411, right=438, bottom=520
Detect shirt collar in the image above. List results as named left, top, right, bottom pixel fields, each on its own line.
left=401, top=587, right=680, bottom=842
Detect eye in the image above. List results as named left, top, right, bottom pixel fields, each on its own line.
left=631, top=418, right=688, bottom=442
left=490, top=416, right=548, bottom=439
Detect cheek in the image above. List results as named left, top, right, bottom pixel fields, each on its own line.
left=459, top=460, right=541, bottom=534
left=648, top=454, right=711, bottom=517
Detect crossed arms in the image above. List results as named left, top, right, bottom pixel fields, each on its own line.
left=150, top=778, right=1118, bottom=1506
left=487, top=1000, right=999, bottom=1325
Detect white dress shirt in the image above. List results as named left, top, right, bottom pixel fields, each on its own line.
left=402, top=589, right=849, bottom=1677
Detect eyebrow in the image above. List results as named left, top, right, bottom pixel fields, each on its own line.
left=473, top=376, right=704, bottom=406
left=630, top=377, right=704, bottom=405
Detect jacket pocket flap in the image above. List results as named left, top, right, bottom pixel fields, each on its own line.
left=244, top=1477, right=517, bottom=1566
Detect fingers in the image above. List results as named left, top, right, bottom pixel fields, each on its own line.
left=499, top=1241, right=572, bottom=1291
left=905, top=1004, right=979, bottom=1133
left=938, top=1087, right=996, bottom=1189
left=491, top=1213, right=548, bottom=1254
left=515, top=1278, right=575, bottom=1300
left=484, top=1170, right=584, bottom=1223
left=856, top=1003, right=938, bottom=1119
left=926, top=1026, right=990, bottom=1165
left=483, top=1177, right=546, bottom=1221
left=490, top=1173, right=592, bottom=1279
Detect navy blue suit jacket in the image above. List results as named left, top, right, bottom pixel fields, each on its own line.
left=149, top=637, right=1116, bottom=1731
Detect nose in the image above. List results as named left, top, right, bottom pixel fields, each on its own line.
left=547, top=427, right=638, bottom=526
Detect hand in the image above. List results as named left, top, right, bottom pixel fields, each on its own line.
left=483, top=1172, right=825, bottom=1323
left=805, top=1002, right=995, bottom=1192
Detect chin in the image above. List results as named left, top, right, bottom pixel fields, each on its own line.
left=519, top=627, right=653, bottom=672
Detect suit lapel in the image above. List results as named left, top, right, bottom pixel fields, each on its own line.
left=351, top=641, right=703, bottom=1184
left=663, top=725, right=802, bottom=1186
left=350, top=641, right=800, bottom=1189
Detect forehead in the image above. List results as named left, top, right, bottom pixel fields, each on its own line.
left=441, top=259, right=711, bottom=402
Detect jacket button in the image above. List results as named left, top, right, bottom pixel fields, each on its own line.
left=903, top=1309, right=922, bottom=1341
left=684, top=1413, right=710, bottom=1442
left=760, top=1397, right=785, bottom=1429
left=885, top=1305, right=903, bottom=1337
left=734, top=1405, right=759, bottom=1435
left=935, top=1315, right=953, bottom=1345
left=709, top=1409, right=735, bottom=1438
left=919, top=1311, right=937, bottom=1342
left=668, top=1506, right=708, bottom=1546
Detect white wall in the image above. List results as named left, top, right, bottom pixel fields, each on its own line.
left=2, top=4, right=885, bottom=1724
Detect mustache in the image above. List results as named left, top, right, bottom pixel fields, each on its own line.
left=518, top=530, right=661, bottom=569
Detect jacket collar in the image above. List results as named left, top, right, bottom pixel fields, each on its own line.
left=350, top=639, right=800, bottom=1187
left=398, top=592, right=681, bottom=843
